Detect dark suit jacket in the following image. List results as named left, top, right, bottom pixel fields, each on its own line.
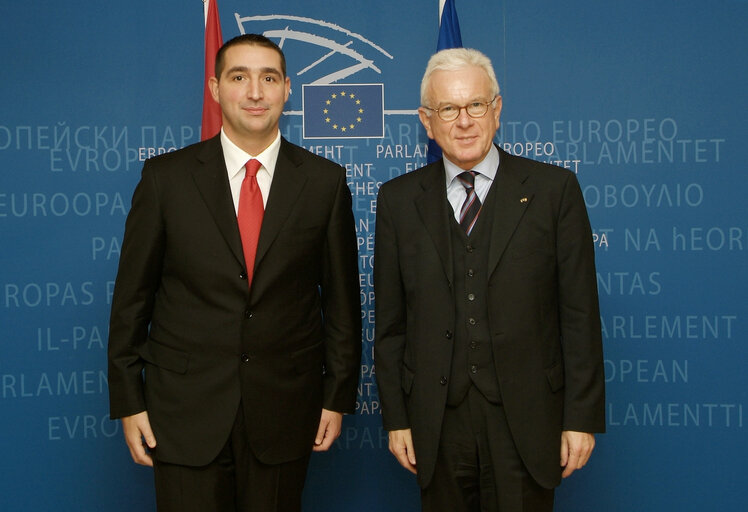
left=374, top=147, right=605, bottom=489
left=108, top=135, right=361, bottom=466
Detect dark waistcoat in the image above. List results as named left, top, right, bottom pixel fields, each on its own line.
left=446, top=181, right=502, bottom=406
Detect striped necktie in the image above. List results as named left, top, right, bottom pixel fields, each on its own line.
left=457, top=171, right=482, bottom=235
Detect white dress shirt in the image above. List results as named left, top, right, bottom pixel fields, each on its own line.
left=444, top=145, right=500, bottom=222
left=220, top=128, right=282, bottom=212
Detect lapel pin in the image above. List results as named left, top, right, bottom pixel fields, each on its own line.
left=520, top=197, right=528, bottom=203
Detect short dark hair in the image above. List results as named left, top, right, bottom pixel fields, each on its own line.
left=214, top=34, right=287, bottom=78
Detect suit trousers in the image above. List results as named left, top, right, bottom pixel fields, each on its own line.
left=153, top=403, right=311, bottom=512
left=421, top=386, right=554, bottom=512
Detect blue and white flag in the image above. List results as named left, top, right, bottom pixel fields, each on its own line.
left=303, top=83, right=384, bottom=139
left=427, top=0, right=463, bottom=163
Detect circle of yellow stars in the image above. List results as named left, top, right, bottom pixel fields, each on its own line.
left=323, top=90, right=364, bottom=132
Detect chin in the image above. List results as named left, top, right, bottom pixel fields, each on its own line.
left=452, top=153, right=482, bottom=167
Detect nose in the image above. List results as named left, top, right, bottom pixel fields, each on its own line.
left=455, top=107, right=473, bottom=127
left=246, top=79, right=263, bottom=100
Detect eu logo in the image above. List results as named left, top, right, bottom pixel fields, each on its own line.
left=302, top=84, right=384, bottom=139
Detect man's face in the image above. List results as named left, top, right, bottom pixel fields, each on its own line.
left=209, top=44, right=290, bottom=153
left=419, top=66, right=502, bottom=170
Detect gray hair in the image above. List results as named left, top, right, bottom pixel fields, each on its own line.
left=420, top=48, right=500, bottom=107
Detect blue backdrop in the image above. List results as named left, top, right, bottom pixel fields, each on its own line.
left=1, top=1, right=746, bottom=510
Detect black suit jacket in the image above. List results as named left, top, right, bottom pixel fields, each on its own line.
left=108, top=135, right=361, bottom=466
left=374, top=148, right=605, bottom=489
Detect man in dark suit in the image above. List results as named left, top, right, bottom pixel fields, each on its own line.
left=108, top=34, right=361, bottom=512
left=374, top=48, right=605, bottom=511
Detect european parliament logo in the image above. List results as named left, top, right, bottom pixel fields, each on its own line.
left=302, top=84, right=384, bottom=139
left=233, top=12, right=392, bottom=139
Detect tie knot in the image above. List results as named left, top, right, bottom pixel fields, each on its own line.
left=457, top=171, right=477, bottom=190
left=245, top=159, right=261, bottom=177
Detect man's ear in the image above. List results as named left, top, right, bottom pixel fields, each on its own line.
left=209, top=76, right=220, bottom=103
left=492, top=95, right=503, bottom=126
left=418, top=107, right=435, bottom=140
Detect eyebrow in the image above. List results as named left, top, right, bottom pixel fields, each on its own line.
left=224, top=66, right=283, bottom=77
left=437, top=97, right=491, bottom=105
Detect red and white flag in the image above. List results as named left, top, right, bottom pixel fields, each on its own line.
left=201, top=0, right=223, bottom=140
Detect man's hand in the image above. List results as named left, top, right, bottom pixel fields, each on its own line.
left=313, top=408, right=343, bottom=452
left=560, top=430, right=595, bottom=478
left=122, top=411, right=157, bottom=467
left=388, top=429, right=417, bottom=475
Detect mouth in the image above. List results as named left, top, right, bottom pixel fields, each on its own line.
left=242, top=105, right=268, bottom=115
left=455, top=135, right=478, bottom=144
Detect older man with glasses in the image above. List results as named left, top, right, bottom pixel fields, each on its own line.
left=374, top=47, right=605, bottom=512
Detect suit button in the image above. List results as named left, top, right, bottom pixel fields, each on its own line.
left=244, top=310, right=253, bottom=319
left=440, top=377, right=448, bottom=385
left=239, top=271, right=247, bottom=280
left=468, top=317, right=476, bottom=325
left=470, top=340, right=477, bottom=349
left=444, top=330, right=453, bottom=339
left=241, top=353, right=250, bottom=363
left=471, top=365, right=478, bottom=374
left=467, top=268, right=474, bottom=277
left=467, top=293, right=475, bottom=301
left=466, top=244, right=474, bottom=253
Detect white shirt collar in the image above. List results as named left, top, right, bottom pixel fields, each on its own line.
left=443, top=144, right=500, bottom=187
left=220, top=128, right=282, bottom=179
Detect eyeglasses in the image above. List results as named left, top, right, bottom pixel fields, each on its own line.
left=422, top=96, right=497, bottom=122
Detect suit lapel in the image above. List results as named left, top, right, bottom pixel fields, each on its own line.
left=487, top=150, right=534, bottom=278
left=415, top=162, right=454, bottom=287
left=192, top=136, right=246, bottom=267
left=253, top=139, right=306, bottom=269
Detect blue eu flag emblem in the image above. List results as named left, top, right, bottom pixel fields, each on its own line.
left=302, top=84, right=384, bottom=139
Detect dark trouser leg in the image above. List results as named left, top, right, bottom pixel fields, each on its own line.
left=421, top=386, right=554, bottom=512
left=154, top=404, right=311, bottom=512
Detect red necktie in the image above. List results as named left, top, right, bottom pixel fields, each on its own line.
left=237, top=159, right=264, bottom=287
